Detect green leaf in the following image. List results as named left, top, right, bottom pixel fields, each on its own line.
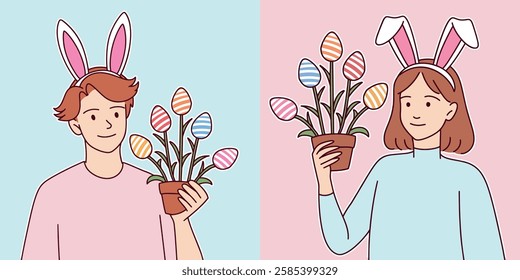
left=333, top=90, right=345, bottom=110
left=321, top=102, right=331, bottom=117
left=187, top=138, right=195, bottom=151
left=157, top=158, right=163, bottom=167
left=147, top=175, right=165, bottom=184
left=319, top=65, right=331, bottom=81
left=155, top=151, right=168, bottom=165
left=336, top=112, right=343, bottom=125
left=169, top=141, right=180, bottom=161
left=193, top=155, right=209, bottom=166
left=153, top=133, right=166, bottom=147
left=171, top=162, right=177, bottom=174
left=182, top=118, right=193, bottom=135
left=182, top=152, right=192, bottom=165
left=349, top=81, right=363, bottom=96
left=297, top=129, right=316, bottom=138
left=353, top=109, right=359, bottom=118
left=346, top=101, right=361, bottom=117
left=197, top=177, right=213, bottom=186
left=301, top=105, right=319, bottom=118
left=306, top=112, right=313, bottom=127
left=349, top=127, right=370, bottom=137
left=317, top=86, right=325, bottom=100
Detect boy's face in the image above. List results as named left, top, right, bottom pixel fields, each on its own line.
left=69, top=89, right=127, bottom=153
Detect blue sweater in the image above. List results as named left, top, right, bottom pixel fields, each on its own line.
left=319, top=148, right=505, bottom=259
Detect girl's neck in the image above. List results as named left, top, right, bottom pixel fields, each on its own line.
left=413, top=131, right=441, bottom=150
left=84, top=143, right=123, bottom=179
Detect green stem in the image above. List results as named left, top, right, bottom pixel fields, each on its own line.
left=329, top=61, right=335, bottom=133
left=195, top=164, right=215, bottom=181
left=147, top=156, right=168, bottom=181
left=163, top=131, right=174, bottom=181
left=338, top=79, right=351, bottom=133
left=294, top=115, right=318, bottom=136
left=347, top=106, right=369, bottom=133
left=312, top=87, right=326, bottom=135
left=178, top=114, right=184, bottom=181
left=187, top=138, right=199, bottom=181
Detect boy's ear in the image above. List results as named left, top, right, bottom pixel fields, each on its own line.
left=68, top=119, right=82, bottom=135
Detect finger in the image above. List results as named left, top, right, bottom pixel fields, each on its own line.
left=188, top=181, right=208, bottom=201
left=319, top=152, right=342, bottom=165
left=178, top=189, right=196, bottom=207
left=316, top=146, right=340, bottom=159
left=178, top=197, right=193, bottom=211
left=183, top=183, right=201, bottom=200
left=313, top=141, right=334, bottom=155
left=321, top=157, right=339, bottom=168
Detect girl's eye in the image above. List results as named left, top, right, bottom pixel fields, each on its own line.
left=426, top=102, right=431, bottom=107
left=114, top=112, right=119, bottom=118
left=91, top=114, right=96, bottom=121
left=406, top=102, right=411, bottom=107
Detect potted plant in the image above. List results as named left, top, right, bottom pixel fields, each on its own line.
left=269, top=31, right=388, bottom=171
left=129, top=87, right=239, bottom=215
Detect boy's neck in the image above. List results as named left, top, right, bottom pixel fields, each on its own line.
left=84, top=143, right=123, bottom=179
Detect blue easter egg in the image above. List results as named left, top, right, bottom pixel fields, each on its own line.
left=191, top=112, right=212, bottom=139
left=298, top=58, right=321, bottom=88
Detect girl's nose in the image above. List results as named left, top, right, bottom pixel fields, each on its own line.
left=106, top=119, right=113, bottom=129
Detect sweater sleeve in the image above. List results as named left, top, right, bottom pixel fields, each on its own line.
left=318, top=160, right=380, bottom=255
left=22, top=183, right=60, bottom=260
left=458, top=166, right=505, bottom=260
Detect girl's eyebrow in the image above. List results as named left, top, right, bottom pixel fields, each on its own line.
left=400, top=95, right=411, bottom=99
left=110, top=105, right=125, bottom=109
left=82, top=108, right=100, bottom=114
left=425, top=95, right=441, bottom=101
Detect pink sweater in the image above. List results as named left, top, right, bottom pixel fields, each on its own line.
left=22, top=163, right=176, bottom=260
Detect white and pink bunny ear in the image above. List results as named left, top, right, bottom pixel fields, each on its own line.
left=433, top=17, right=479, bottom=70
left=56, top=19, right=89, bottom=81
left=106, top=12, right=132, bottom=75
left=375, top=16, right=419, bottom=68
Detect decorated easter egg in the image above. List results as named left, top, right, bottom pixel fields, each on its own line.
left=212, top=148, right=239, bottom=170
left=320, top=31, right=343, bottom=62
left=298, top=58, right=321, bottom=88
left=343, top=51, right=365, bottom=81
left=129, top=134, right=152, bottom=159
left=363, top=83, right=388, bottom=110
left=269, top=97, right=298, bottom=121
left=171, top=87, right=192, bottom=115
left=191, top=112, right=212, bottom=139
left=150, top=105, right=171, bottom=132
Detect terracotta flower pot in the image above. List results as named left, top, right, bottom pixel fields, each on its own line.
left=159, top=181, right=187, bottom=215
left=311, top=134, right=356, bottom=171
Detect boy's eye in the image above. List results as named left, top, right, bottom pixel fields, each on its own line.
left=114, top=112, right=119, bottom=118
left=406, top=102, right=411, bottom=107
left=91, top=114, right=96, bottom=121
left=426, top=102, right=431, bottom=107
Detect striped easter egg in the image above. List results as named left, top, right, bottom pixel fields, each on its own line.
left=150, top=105, right=171, bottom=132
left=298, top=58, right=321, bottom=88
left=269, top=97, right=298, bottom=121
left=171, top=87, right=192, bottom=115
left=212, top=148, right=239, bottom=170
left=343, top=51, right=365, bottom=81
left=129, top=134, right=153, bottom=159
left=320, top=31, right=343, bottom=62
left=191, top=112, right=212, bottom=139
left=363, top=83, right=388, bottom=110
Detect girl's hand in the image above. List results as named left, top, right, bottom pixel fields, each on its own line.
left=171, top=181, right=208, bottom=223
left=312, top=141, right=341, bottom=195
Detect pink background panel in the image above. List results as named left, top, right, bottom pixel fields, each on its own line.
left=261, top=0, right=520, bottom=259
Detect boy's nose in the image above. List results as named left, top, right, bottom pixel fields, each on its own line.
left=106, top=119, right=113, bottom=129
left=413, top=116, right=420, bottom=119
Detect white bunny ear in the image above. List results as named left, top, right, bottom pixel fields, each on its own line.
left=375, top=16, right=419, bottom=68
left=434, top=17, right=479, bottom=69
left=106, top=12, right=132, bottom=75
left=56, top=19, right=89, bottom=81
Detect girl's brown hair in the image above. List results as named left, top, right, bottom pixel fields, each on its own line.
left=54, top=67, right=139, bottom=121
left=384, top=59, right=474, bottom=154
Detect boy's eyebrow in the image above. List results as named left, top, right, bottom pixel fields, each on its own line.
left=110, top=105, right=126, bottom=109
left=83, top=108, right=100, bottom=114
left=425, top=95, right=441, bottom=101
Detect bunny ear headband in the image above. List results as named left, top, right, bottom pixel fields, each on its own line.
left=375, top=15, right=479, bottom=89
left=56, top=12, right=132, bottom=86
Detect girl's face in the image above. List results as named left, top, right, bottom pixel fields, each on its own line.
left=399, top=73, right=457, bottom=141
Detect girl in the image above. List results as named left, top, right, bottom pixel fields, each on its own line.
left=314, top=16, right=504, bottom=260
